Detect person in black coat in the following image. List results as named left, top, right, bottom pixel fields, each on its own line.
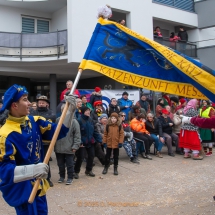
left=74, top=106, right=102, bottom=178
left=89, top=87, right=102, bottom=107
left=145, top=113, right=164, bottom=158
left=106, top=98, right=120, bottom=117
left=158, top=109, right=181, bottom=157
left=30, top=95, right=56, bottom=187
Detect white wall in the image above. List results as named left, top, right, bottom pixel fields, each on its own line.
left=152, top=3, right=198, bottom=28
left=0, top=5, right=51, bottom=33
left=68, top=0, right=199, bottom=63
left=51, top=6, right=67, bottom=31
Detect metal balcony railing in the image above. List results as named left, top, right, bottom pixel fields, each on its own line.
left=153, top=0, right=195, bottom=12
left=0, top=30, right=67, bottom=59
left=154, top=36, right=197, bottom=58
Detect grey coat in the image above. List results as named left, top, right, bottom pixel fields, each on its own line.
left=54, top=118, right=81, bottom=154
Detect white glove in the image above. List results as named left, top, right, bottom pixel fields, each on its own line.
left=14, top=163, right=49, bottom=183
left=64, top=95, right=76, bottom=128
left=127, top=132, right=133, bottom=142
left=181, top=116, right=191, bottom=125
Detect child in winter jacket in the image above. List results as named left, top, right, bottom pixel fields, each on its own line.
left=102, top=112, right=124, bottom=175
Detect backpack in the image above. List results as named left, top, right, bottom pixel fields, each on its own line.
left=106, top=124, right=122, bottom=134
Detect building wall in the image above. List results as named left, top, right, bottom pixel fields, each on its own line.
left=51, top=6, right=67, bottom=31
left=0, top=5, right=51, bottom=33
left=197, top=47, right=215, bottom=70
left=195, top=0, right=215, bottom=29
left=68, top=0, right=198, bottom=63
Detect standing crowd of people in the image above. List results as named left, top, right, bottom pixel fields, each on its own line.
left=0, top=81, right=215, bottom=214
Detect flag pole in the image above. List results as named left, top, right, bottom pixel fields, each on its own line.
left=28, top=69, right=83, bottom=204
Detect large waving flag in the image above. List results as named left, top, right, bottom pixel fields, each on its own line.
left=80, top=18, right=215, bottom=101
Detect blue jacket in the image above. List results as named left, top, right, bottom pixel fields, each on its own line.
left=117, top=98, right=133, bottom=121
left=78, top=115, right=102, bottom=147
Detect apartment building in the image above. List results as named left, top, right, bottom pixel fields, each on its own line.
left=0, top=0, right=214, bottom=111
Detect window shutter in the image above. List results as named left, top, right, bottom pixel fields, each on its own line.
left=22, top=17, right=35, bottom=33
left=153, top=0, right=194, bottom=12
left=37, top=20, right=49, bottom=33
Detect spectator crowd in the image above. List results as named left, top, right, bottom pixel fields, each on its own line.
left=0, top=80, right=215, bottom=187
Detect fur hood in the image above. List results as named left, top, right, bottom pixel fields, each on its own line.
left=107, top=118, right=122, bottom=126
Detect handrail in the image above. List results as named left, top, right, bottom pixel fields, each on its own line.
left=0, top=44, right=64, bottom=48
left=154, top=36, right=197, bottom=57
left=0, top=30, right=67, bottom=59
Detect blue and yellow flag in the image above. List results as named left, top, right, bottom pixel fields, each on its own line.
left=80, top=18, right=215, bottom=101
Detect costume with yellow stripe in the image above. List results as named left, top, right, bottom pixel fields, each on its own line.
left=0, top=114, right=68, bottom=214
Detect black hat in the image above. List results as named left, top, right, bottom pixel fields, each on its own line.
left=170, top=96, right=179, bottom=104
left=122, top=91, right=128, bottom=96
left=81, top=106, right=90, bottom=114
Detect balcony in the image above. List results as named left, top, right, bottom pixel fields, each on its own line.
left=153, top=0, right=195, bottom=12
left=154, top=36, right=197, bottom=58
left=0, top=30, right=67, bottom=59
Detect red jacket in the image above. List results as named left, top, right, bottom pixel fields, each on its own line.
left=60, top=88, right=80, bottom=101
left=191, top=116, right=215, bottom=128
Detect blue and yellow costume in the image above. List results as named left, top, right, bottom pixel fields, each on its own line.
left=0, top=85, right=68, bottom=215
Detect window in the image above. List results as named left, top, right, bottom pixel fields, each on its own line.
left=22, top=17, right=49, bottom=33
left=37, top=20, right=49, bottom=33
left=22, top=17, right=35, bottom=33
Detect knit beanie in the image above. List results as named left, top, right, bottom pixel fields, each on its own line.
left=99, top=113, right=108, bottom=120
left=122, top=91, right=128, bottom=96
left=95, top=87, right=101, bottom=92
left=80, top=106, right=90, bottom=114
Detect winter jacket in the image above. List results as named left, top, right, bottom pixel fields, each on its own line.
left=135, top=100, right=150, bottom=113
left=156, top=105, right=163, bottom=117
left=95, top=122, right=105, bottom=138
left=78, top=114, right=102, bottom=147
left=106, top=104, right=120, bottom=117
left=0, top=110, right=8, bottom=127
left=60, top=88, right=80, bottom=101
left=145, top=118, right=163, bottom=137
left=128, top=108, right=146, bottom=122
left=89, top=92, right=102, bottom=106
left=172, top=114, right=182, bottom=134
left=190, top=117, right=215, bottom=129
left=55, top=118, right=81, bottom=154
left=117, top=98, right=133, bottom=121
left=130, top=118, right=149, bottom=134
left=158, top=116, right=174, bottom=135
left=103, top=119, right=124, bottom=149
left=91, top=108, right=106, bottom=124
left=122, top=122, right=133, bottom=142
left=178, top=30, right=188, bottom=42
left=31, top=107, right=56, bottom=123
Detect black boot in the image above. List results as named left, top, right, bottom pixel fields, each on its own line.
left=102, top=166, right=109, bottom=174
left=85, top=170, right=95, bottom=177
left=114, top=166, right=118, bottom=175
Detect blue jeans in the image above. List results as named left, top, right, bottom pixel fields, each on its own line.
left=150, top=134, right=163, bottom=152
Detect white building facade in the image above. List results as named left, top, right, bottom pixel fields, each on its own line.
left=0, top=0, right=214, bottom=111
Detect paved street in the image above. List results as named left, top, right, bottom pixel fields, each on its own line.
left=1, top=146, right=215, bottom=215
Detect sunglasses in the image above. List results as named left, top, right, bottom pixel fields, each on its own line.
left=121, top=115, right=126, bottom=117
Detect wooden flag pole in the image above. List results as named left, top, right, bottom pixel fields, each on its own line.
left=28, top=69, right=83, bottom=204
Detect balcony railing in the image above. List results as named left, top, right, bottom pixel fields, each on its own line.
left=0, top=30, right=67, bottom=59
left=154, top=36, right=197, bottom=58
left=153, top=0, right=195, bottom=12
